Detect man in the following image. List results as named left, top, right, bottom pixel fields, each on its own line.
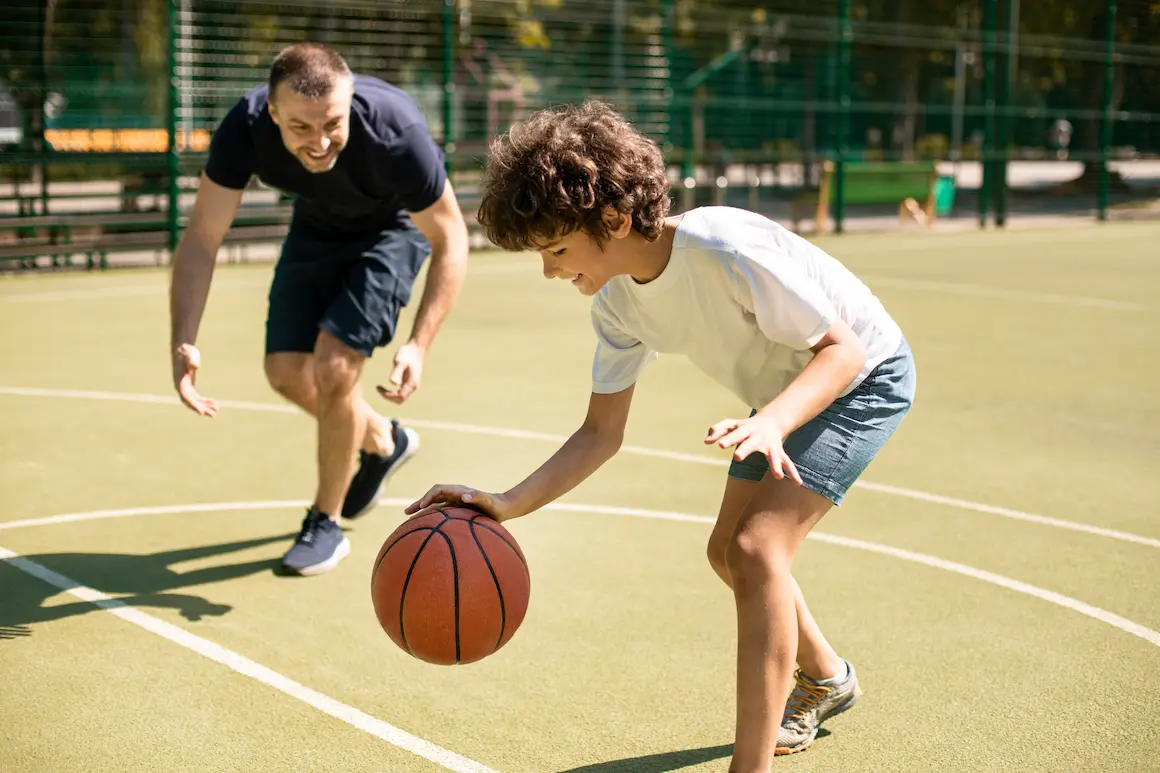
left=169, top=43, right=469, bottom=576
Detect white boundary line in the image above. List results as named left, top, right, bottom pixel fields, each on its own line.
left=2, top=498, right=1157, bottom=649
left=858, top=275, right=1143, bottom=312
left=0, top=540, right=499, bottom=773
left=0, top=262, right=526, bottom=304
left=0, top=277, right=272, bottom=304
left=2, top=385, right=1157, bottom=550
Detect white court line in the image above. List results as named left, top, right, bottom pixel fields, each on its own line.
left=0, top=285, right=167, bottom=303
left=0, top=277, right=272, bottom=304
left=2, top=499, right=1157, bottom=649
left=858, top=275, right=1143, bottom=311
left=0, top=542, right=498, bottom=773
left=467, top=262, right=1147, bottom=312
left=2, top=385, right=1157, bottom=550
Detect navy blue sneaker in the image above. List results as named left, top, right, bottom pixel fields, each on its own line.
left=341, top=419, right=421, bottom=519
left=281, top=508, right=351, bottom=576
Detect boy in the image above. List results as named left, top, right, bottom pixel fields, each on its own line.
left=169, top=43, right=469, bottom=576
left=405, top=102, right=915, bottom=769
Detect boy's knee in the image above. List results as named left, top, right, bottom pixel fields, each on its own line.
left=724, top=529, right=790, bottom=588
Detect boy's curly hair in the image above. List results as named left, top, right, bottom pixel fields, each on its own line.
left=476, top=101, right=671, bottom=251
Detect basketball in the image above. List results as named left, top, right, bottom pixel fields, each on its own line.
left=371, top=506, right=531, bottom=665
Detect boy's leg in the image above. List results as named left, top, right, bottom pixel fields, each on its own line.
left=706, top=475, right=843, bottom=679
left=724, top=475, right=833, bottom=773
left=788, top=574, right=844, bottom=681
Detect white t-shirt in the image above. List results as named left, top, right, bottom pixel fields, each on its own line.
left=590, top=207, right=902, bottom=409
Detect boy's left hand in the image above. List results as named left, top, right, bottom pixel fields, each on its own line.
left=705, top=413, right=803, bottom=486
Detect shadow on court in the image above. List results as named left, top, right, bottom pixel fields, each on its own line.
left=0, top=533, right=295, bottom=640
left=557, top=744, right=734, bottom=772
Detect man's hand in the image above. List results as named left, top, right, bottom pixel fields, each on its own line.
left=377, top=341, right=425, bottom=404
left=705, top=412, right=802, bottom=485
left=172, top=343, right=219, bottom=417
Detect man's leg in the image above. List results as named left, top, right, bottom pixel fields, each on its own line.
left=277, top=332, right=377, bottom=576
left=264, top=352, right=395, bottom=456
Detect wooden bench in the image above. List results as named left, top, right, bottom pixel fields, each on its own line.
left=791, top=161, right=941, bottom=234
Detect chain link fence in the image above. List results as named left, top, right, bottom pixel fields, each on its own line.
left=2, top=0, right=1158, bottom=266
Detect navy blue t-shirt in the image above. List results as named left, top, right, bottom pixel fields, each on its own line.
left=204, top=75, right=446, bottom=237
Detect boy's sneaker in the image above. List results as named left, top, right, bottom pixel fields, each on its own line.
left=775, top=660, right=862, bottom=755
left=342, top=420, right=421, bottom=519
left=281, top=507, right=350, bottom=576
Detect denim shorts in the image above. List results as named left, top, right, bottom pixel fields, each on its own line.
left=728, top=337, right=916, bottom=505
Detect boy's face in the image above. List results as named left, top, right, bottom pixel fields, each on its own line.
left=537, top=211, right=632, bottom=296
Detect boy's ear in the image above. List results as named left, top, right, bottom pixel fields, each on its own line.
left=602, top=207, right=632, bottom=239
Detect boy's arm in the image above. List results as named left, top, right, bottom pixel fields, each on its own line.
left=705, top=318, right=866, bottom=484
left=406, top=386, right=635, bottom=522
left=758, top=317, right=866, bottom=437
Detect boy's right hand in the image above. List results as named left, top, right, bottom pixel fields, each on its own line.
left=405, top=485, right=517, bottom=523
left=172, top=343, right=219, bottom=417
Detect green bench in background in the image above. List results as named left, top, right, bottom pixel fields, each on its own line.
left=791, top=160, right=952, bottom=234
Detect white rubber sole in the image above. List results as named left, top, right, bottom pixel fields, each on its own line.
left=293, top=535, right=351, bottom=576
left=348, top=426, right=421, bottom=519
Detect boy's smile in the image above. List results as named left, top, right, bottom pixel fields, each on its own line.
left=537, top=210, right=677, bottom=297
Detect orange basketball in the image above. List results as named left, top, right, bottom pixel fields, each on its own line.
left=371, top=506, right=531, bottom=665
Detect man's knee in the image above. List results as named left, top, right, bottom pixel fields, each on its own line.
left=706, top=533, right=729, bottom=577
left=314, top=331, right=365, bottom=397
left=265, top=353, right=312, bottom=398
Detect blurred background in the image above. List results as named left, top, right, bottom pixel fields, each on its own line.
left=1, top=0, right=1158, bottom=268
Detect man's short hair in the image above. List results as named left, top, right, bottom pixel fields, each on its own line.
left=268, top=43, right=353, bottom=100
left=477, top=101, right=671, bottom=251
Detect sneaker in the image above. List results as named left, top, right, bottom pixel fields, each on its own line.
left=281, top=507, right=351, bottom=576
left=775, top=660, right=862, bottom=755
left=342, top=420, right=421, bottom=519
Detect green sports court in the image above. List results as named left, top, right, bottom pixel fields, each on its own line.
left=2, top=223, right=1158, bottom=772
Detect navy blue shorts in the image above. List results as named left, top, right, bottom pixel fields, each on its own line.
left=265, top=225, right=430, bottom=357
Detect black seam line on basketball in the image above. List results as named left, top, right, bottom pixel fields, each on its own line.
left=430, top=523, right=461, bottom=664
left=471, top=517, right=529, bottom=575
left=468, top=518, right=507, bottom=653
left=372, top=526, right=441, bottom=578
left=398, top=515, right=450, bottom=658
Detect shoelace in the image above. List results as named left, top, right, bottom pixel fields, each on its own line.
left=297, top=509, right=326, bottom=545
left=783, top=672, right=831, bottom=725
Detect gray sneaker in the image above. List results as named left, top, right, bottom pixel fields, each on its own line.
left=776, top=660, right=861, bottom=755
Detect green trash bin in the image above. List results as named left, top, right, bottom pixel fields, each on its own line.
left=934, top=175, right=957, bottom=217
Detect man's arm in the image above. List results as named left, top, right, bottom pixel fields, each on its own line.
left=405, top=181, right=469, bottom=351
left=169, top=174, right=244, bottom=415
left=379, top=180, right=469, bottom=403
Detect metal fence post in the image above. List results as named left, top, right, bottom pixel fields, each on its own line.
left=995, top=0, right=1012, bottom=228
left=834, top=0, right=851, bottom=234
left=979, top=0, right=997, bottom=228
left=1098, top=0, right=1117, bottom=221
left=167, top=0, right=180, bottom=257
left=442, top=0, right=455, bottom=178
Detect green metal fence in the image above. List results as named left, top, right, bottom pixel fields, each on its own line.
left=2, top=0, right=1159, bottom=266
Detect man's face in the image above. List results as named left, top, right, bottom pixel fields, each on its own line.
left=268, top=78, right=354, bottom=173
